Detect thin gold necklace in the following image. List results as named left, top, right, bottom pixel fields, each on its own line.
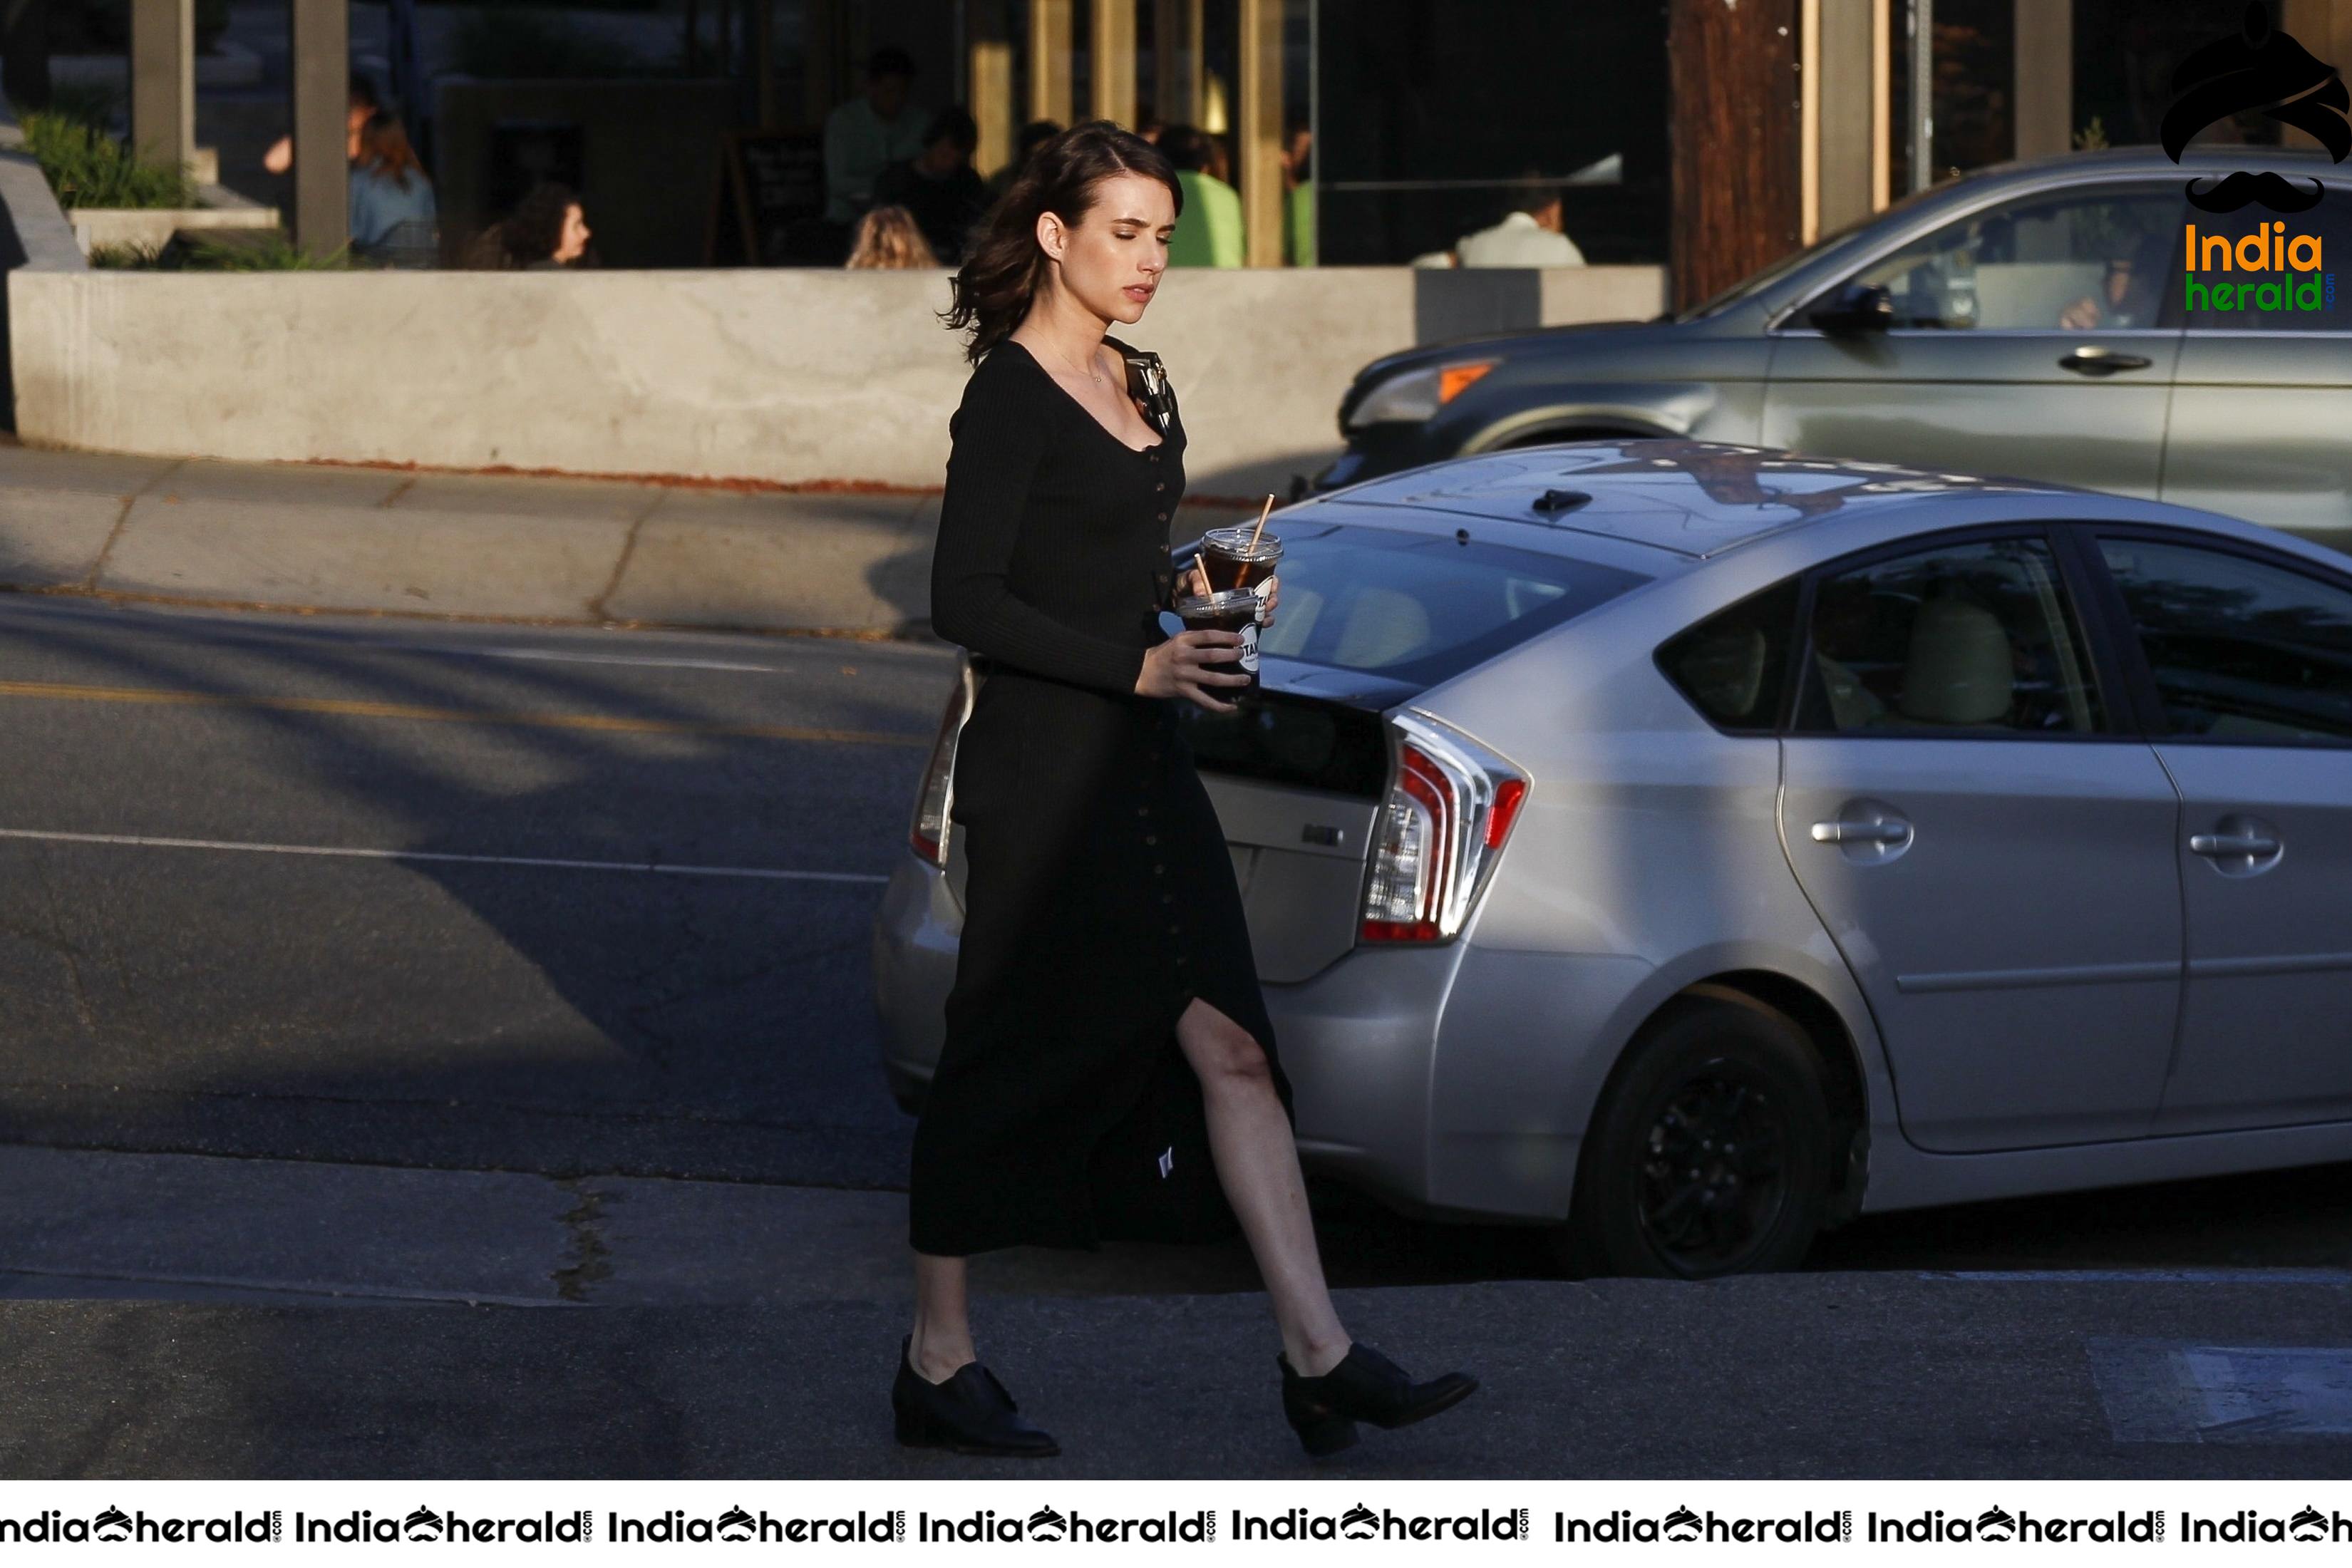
left=1036, top=337, right=1110, bottom=391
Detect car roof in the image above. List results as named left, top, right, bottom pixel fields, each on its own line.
left=1948, top=141, right=2346, bottom=184
left=1304, top=438, right=2104, bottom=561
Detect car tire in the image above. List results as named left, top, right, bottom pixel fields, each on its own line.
left=1557, top=993, right=1835, bottom=1279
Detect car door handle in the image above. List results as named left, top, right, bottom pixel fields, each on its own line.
left=2058, top=347, right=2153, bottom=376
left=2190, top=832, right=2281, bottom=857
left=1811, top=820, right=1913, bottom=845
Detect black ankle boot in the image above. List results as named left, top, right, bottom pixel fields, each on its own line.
left=1276, top=1342, right=1477, bottom=1460
left=892, top=1335, right=1061, bottom=1457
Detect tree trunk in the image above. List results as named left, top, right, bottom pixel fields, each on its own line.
left=1668, top=0, right=1805, bottom=313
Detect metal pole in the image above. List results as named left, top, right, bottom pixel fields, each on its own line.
left=1909, top=0, right=1932, bottom=191
left=1030, top=0, right=1073, bottom=125
left=969, top=0, right=1013, bottom=178
left=130, top=0, right=194, bottom=175
left=1090, top=0, right=1135, bottom=127
left=1239, top=0, right=1282, bottom=266
left=1307, top=0, right=1319, bottom=265
left=289, top=0, right=349, bottom=256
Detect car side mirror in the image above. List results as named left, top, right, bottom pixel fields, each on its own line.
left=1807, top=282, right=1894, bottom=334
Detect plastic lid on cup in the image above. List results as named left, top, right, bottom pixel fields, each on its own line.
left=1201, top=525, right=1283, bottom=560
left=1174, top=587, right=1260, bottom=616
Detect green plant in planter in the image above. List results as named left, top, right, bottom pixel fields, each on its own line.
left=83, top=230, right=364, bottom=269
left=24, top=111, right=195, bottom=208
left=172, top=231, right=359, bottom=269
left=87, top=239, right=163, bottom=267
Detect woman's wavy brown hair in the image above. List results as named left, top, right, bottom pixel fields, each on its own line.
left=939, top=119, right=1182, bottom=364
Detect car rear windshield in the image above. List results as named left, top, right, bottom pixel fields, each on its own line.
left=1209, top=520, right=1653, bottom=688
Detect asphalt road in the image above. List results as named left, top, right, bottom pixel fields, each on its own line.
left=0, top=592, right=936, bottom=1187
left=1, top=592, right=2349, bottom=1290
left=4, top=594, right=2351, bottom=1480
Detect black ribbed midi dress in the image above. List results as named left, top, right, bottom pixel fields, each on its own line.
left=907, top=332, right=1298, bottom=1257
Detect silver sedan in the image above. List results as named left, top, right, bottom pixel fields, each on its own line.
left=872, top=440, right=2352, bottom=1279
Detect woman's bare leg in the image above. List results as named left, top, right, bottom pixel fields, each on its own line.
left=908, top=1251, right=978, bottom=1383
left=1175, top=996, right=1353, bottom=1377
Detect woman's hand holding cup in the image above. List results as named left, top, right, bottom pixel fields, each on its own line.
left=1139, top=626, right=1251, bottom=711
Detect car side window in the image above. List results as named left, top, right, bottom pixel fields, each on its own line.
left=1840, top=186, right=2187, bottom=331
left=1793, top=535, right=2106, bottom=736
left=2098, top=537, right=2352, bottom=743
left=2180, top=196, right=2350, bottom=333
left=1656, top=578, right=1802, bottom=731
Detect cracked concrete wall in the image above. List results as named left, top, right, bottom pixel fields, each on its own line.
left=2, top=264, right=1664, bottom=499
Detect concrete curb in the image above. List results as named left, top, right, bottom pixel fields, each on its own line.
left=0, top=443, right=1258, bottom=636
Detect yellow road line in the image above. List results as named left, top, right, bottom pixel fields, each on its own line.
left=0, top=679, right=930, bottom=747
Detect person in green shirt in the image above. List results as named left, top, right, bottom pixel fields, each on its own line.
left=823, top=47, right=929, bottom=226
left=1280, top=122, right=1315, bottom=267
left=1160, top=125, right=1244, bottom=267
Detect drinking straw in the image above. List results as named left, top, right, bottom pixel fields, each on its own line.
left=1246, top=493, right=1274, bottom=555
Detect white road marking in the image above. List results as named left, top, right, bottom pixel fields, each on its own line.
left=408, top=646, right=783, bottom=673
left=0, top=828, right=889, bottom=883
left=2088, top=1337, right=2352, bottom=1442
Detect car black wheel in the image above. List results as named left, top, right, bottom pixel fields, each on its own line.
left=1558, top=993, right=1834, bottom=1279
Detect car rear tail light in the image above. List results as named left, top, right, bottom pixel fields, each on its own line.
left=909, top=659, right=979, bottom=867
left=1361, top=711, right=1528, bottom=944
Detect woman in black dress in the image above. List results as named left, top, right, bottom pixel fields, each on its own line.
left=892, top=121, right=1478, bottom=1463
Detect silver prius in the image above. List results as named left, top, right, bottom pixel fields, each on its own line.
left=871, top=440, right=2352, bottom=1279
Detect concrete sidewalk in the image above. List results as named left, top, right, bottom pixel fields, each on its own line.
left=1, top=1143, right=2350, bottom=1476
left=0, top=442, right=1257, bottom=636
left=5, top=1274, right=2350, bottom=1477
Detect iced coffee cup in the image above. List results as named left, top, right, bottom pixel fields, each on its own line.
left=1173, top=587, right=1261, bottom=692
left=1199, top=525, right=1282, bottom=626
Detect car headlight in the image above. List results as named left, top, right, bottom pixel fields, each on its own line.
left=1343, top=359, right=1497, bottom=430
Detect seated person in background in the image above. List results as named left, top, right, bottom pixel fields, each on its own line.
left=845, top=204, right=939, bottom=269
left=462, top=182, right=596, bottom=270
left=823, top=46, right=927, bottom=227
left=261, top=69, right=376, bottom=179
left=1160, top=124, right=1243, bottom=267
left=348, top=110, right=436, bottom=266
left=870, top=107, right=989, bottom=265
left=1281, top=121, right=1315, bottom=267
left=986, top=118, right=1061, bottom=205
left=1453, top=175, right=1587, bottom=267
left=2058, top=230, right=2171, bottom=330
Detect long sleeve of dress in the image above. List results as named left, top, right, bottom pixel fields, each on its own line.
left=929, top=364, right=1152, bottom=698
